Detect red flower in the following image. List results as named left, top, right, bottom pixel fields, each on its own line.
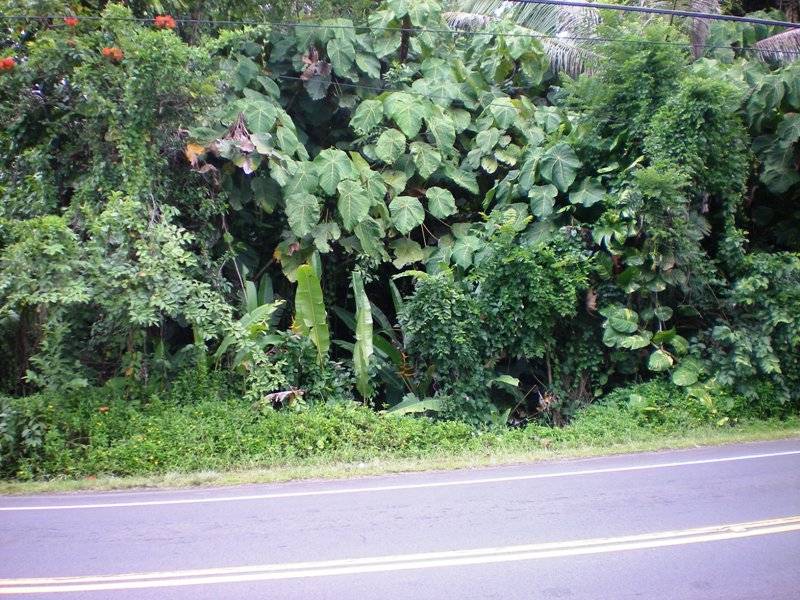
left=64, top=16, right=79, bottom=27
left=101, top=47, right=124, bottom=62
left=154, top=15, right=176, bottom=30
left=0, top=57, right=15, bottom=72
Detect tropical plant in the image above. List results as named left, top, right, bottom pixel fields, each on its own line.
left=1, top=0, right=799, bottom=429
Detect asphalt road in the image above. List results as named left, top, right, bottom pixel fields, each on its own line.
left=2, top=439, right=800, bottom=599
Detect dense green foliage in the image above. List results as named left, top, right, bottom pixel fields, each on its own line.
left=1, top=0, right=799, bottom=480
left=1, top=378, right=794, bottom=480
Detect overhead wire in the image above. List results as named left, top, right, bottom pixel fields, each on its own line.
left=3, top=0, right=800, bottom=28
left=1, top=12, right=798, bottom=56
left=502, top=0, right=800, bottom=29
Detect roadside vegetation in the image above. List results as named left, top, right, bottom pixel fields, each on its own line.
left=2, top=376, right=797, bottom=483
left=1, top=1, right=799, bottom=484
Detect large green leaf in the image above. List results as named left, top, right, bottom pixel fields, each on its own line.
left=409, top=142, right=442, bottom=178
left=354, top=217, right=389, bottom=261
left=376, top=129, right=406, bottom=164
left=355, top=52, right=381, bottom=78
left=294, top=264, right=330, bottom=364
left=242, top=100, right=277, bottom=133
left=234, top=56, right=259, bottom=90
left=387, top=0, right=409, bottom=18
left=391, top=238, right=425, bottom=268
left=275, top=126, right=300, bottom=156
left=528, top=184, right=558, bottom=218
left=776, top=112, right=800, bottom=144
left=407, top=0, right=434, bottom=24
left=337, top=180, right=371, bottom=230
left=671, top=357, right=703, bottom=387
left=284, top=161, right=319, bottom=196
left=619, top=331, right=653, bottom=350
left=425, top=186, right=457, bottom=219
left=672, top=364, right=699, bottom=386
left=608, top=308, right=639, bottom=334
left=442, top=164, right=479, bottom=194
left=314, top=149, right=358, bottom=195
left=475, top=128, right=501, bottom=153
left=386, top=394, right=443, bottom=415
left=654, top=306, right=673, bottom=322
left=389, top=195, right=425, bottom=234
left=304, top=74, right=331, bottom=101
left=213, top=299, right=285, bottom=363
left=372, top=32, right=402, bottom=58
left=351, top=99, right=384, bottom=135
left=569, top=177, right=605, bottom=207
left=285, top=192, right=321, bottom=237
left=489, top=98, right=517, bottom=129
left=648, top=349, right=674, bottom=372
left=535, top=107, right=562, bottom=133
left=452, top=235, right=482, bottom=268
left=426, top=111, right=456, bottom=148
left=382, top=169, right=410, bottom=194
left=311, top=221, right=341, bottom=253
left=352, top=271, right=374, bottom=399
left=327, top=38, right=355, bottom=76
left=539, top=142, right=581, bottom=192
left=252, top=176, right=279, bottom=213
left=384, top=93, right=426, bottom=138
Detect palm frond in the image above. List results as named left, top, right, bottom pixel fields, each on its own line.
left=444, top=11, right=494, bottom=29
left=640, top=0, right=721, bottom=57
left=542, top=35, right=599, bottom=76
left=445, top=0, right=599, bottom=74
left=754, top=28, right=800, bottom=62
left=687, top=0, right=720, bottom=58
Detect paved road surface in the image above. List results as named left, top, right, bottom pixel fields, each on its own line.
left=2, top=439, right=800, bottom=599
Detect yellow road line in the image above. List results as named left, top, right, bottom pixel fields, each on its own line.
left=2, top=449, right=799, bottom=512
left=2, top=516, right=799, bottom=594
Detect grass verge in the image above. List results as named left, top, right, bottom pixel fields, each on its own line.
left=1, top=418, right=797, bottom=496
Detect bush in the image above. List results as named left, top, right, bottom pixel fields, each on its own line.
left=597, top=379, right=795, bottom=431
left=1, top=375, right=797, bottom=481
left=0, top=379, right=480, bottom=480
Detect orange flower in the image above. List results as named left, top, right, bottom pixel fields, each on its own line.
left=154, top=15, right=176, bottom=30
left=64, top=16, right=79, bottom=27
left=0, top=57, right=15, bottom=71
left=98, top=406, right=110, bottom=413
left=101, top=47, right=124, bottom=62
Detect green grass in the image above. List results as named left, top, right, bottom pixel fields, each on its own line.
left=2, top=379, right=798, bottom=495
left=1, top=414, right=797, bottom=495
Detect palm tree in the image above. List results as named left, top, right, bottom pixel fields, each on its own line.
left=445, top=0, right=799, bottom=73
left=445, top=0, right=600, bottom=75
left=755, top=26, right=800, bottom=61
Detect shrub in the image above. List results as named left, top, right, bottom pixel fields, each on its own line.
left=598, top=379, right=795, bottom=431
left=473, top=230, right=590, bottom=361
left=1, top=380, right=479, bottom=479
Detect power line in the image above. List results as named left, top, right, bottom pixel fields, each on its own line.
left=0, top=10, right=795, bottom=33
left=1, top=13, right=798, bottom=56
left=502, top=0, right=800, bottom=29
left=3, top=2, right=800, bottom=29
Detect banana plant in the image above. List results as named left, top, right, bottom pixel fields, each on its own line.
left=293, top=264, right=330, bottom=365
left=333, top=281, right=434, bottom=407
left=352, top=271, right=374, bottom=400
left=213, top=275, right=284, bottom=368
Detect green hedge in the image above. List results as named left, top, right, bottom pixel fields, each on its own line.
left=1, top=378, right=796, bottom=481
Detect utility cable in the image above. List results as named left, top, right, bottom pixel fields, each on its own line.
left=1, top=14, right=798, bottom=56
left=499, top=0, right=800, bottom=29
